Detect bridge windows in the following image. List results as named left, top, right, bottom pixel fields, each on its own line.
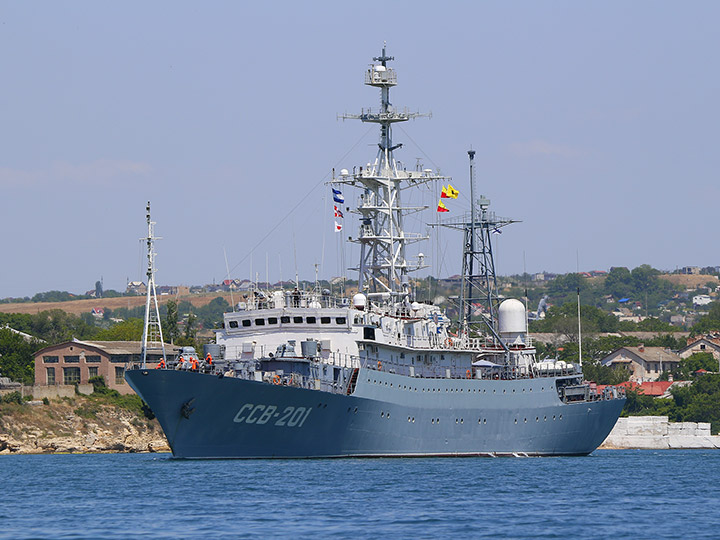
left=242, top=320, right=251, bottom=327
left=281, top=316, right=290, bottom=323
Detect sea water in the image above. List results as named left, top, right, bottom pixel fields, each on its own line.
left=1, top=450, right=718, bottom=539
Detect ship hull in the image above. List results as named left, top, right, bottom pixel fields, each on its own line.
left=126, top=368, right=624, bottom=459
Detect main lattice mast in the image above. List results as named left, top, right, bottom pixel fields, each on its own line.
left=140, top=202, right=167, bottom=368
left=337, top=45, right=445, bottom=300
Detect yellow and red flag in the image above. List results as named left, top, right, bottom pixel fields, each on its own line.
left=437, top=200, right=449, bottom=212
left=441, top=184, right=460, bottom=199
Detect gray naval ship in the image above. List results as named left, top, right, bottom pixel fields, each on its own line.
left=125, top=47, right=625, bottom=459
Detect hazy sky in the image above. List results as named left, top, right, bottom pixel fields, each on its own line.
left=1, top=2, right=718, bottom=298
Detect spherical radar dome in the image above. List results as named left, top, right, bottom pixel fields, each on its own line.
left=353, top=293, right=367, bottom=311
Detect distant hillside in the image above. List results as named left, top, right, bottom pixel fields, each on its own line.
left=0, top=292, right=239, bottom=316
left=658, top=274, right=719, bottom=289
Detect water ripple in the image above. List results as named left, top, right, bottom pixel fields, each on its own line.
left=1, top=451, right=719, bottom=539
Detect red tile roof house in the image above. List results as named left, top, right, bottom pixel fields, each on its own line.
left=678, top=335, right=720, bottom=361
left=601, top=345, right=681, bottom=382
left=596, top=381, right=682, bottom=399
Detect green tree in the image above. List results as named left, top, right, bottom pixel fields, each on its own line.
left=94, top=318, right=144, bottom=341
left=693, top=302, right=720, bottom=333
left=0, top=328, right=39, bottom=385
left=184, top=313, right=197, bottom=340
left=163, top=300, right=179, bottom=343
left=605, top=267, right=633, bottom=299
left=530, top=302, right=619, bottom=337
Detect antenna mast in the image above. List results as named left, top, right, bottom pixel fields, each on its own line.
left=433, top=151, right=519, bottom=343
left=140, top=202, right=167, bottom=368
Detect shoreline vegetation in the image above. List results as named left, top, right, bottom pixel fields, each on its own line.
left=2, top=267, right=720, bottom=452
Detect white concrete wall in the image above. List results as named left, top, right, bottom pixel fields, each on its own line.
left=601, top=416, right=720, bottom=449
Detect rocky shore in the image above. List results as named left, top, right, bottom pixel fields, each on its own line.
left=0, top=396, right=170, bottom=455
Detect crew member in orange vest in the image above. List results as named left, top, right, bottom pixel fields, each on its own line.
left=156, top=359, right=166, bottom=369
left=205, top=353, right=213, bottom=366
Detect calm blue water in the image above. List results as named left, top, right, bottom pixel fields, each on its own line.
left=1, top=450, right=718, bottom=539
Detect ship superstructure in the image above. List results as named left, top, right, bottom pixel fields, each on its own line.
left=125, top=47, right=625, bottom=459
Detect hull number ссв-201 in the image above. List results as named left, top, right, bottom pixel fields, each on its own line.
left=233, top=404, right=312, bottom=427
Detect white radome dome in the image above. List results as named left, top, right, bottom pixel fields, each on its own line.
left=353, top=293, right=367, bottom=311
left=498, top=298, right=527, bottom=335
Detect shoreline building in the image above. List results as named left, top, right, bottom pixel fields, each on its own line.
left=601, top=345, right=681, bottom=382
left=34, top=340, right=179, bottom=395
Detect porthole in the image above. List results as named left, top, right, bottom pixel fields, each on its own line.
left=431, top=419, right=435, bottom=424
left=483, top=419, right=487, bottom=424
left=354, top=407, right=358, bottom=413
left=560, top=415, right=563, bottom=420
left=524, top=418, right=527, bottom=423
left=536, top=417, right=539, bottom=422
left=412, top=417, right=415, bottom=423
left=229, top=320, right=238, bottom=328
left=544, top=416, right=547, bottom=421
left=381, top=412, right=384, bottom=417
left=460, top=418, right=464, bottom=424
left=281, top=316, right=290, bottom=323
left=514, top=419, right=518, bottom=424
